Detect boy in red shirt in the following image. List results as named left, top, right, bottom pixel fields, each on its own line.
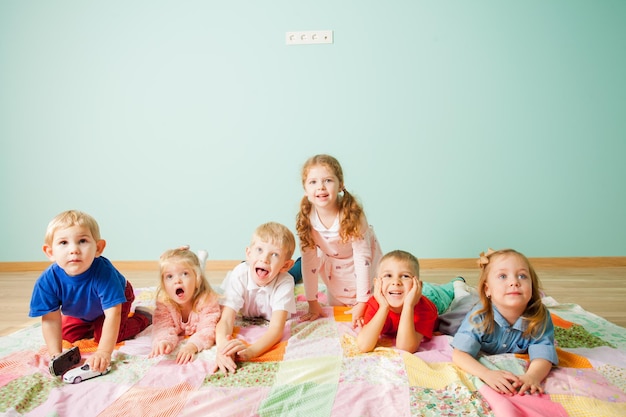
left=357, top=250, right=461, bottom=353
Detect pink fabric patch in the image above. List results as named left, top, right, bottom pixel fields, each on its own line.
left=179, top=386, right=271, bottom=417
left=331, top=382, right=410, bottom=416
left=414, top=335, right=454, bottom=362
left=479, top=385, right=569, bottom=417
left=237, top=322, right=291, bottom=345
left=545, top=367, right=626, bottom=401
left=0, top=373, right=20, bottom=386
left=139, top=359, right=214, bottom=388
left=28, top=382, right=129, bottom=417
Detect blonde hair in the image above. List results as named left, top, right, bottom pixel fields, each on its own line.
left=156, top=248, right=217, bottom=312
left=45, top=210, right=101, bottom=245
left=252, top=222, right=296, bottom=260
left=379, top=250, right=420, bottom=278
left=471, top=248, right=549, bottom=339
left=296, top=154, right=365, bottom=250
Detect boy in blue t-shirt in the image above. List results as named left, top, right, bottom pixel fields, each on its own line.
left=29, top=210, right=151, bottom=375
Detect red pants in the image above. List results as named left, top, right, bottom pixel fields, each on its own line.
left=62, top=280, right=150, bottom=343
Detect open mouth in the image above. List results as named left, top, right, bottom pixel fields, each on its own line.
left=176, top=288, right=185, bottom=297
left=256, top=268, right=270, bottom=279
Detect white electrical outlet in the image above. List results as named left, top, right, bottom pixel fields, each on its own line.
left=285, top=30, right=333, bottom=45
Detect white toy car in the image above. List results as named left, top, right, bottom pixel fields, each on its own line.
left=62, top=363, right=111, bottom=384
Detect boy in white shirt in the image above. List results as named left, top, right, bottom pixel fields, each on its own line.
left=213, top=222, right=296, bottom=374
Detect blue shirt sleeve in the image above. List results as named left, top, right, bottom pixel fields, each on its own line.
left=93, top=257, right=127, bottom=311
left=528, top=313, right=558, bottom=365
left=29, top=263, right=62, bottom=318
left=451, top=308, right=483, bottom=357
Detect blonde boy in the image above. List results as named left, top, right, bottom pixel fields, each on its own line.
left=29, top=210, right=150, bottom=374
left=213, top=222, right=296, bottom=374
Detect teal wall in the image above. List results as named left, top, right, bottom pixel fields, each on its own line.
left=1, top=1, right=625, bottom=262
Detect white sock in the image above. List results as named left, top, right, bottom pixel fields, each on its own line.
left=453, top=279, right=470, bottom=299
left=197, top=249, right=208, bottom=269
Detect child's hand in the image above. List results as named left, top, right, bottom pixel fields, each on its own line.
left=213, top=351, right=238, bottom=374
left=88, top=350, right=112, bottom=373
left=516, top=373, right=545, bottom=395
left=300, top=300, right=326, bottom=322
left=220, top=336, right=248, bottom=358
left=372, top=277, right=389, bottom=309
left=236, top=347, right=253, bottom=361
left=345, top=302, right=367, bottom=328
left=482, top=369, right=522, bottom=395
left=406, top=277, right=423, bottom=308
left=175, top=343, right=198, bottom=365
left=149, top=341, right=173, bottom=358
left=212, top=336, right=242, bottom=374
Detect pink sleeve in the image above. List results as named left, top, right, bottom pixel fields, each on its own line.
left=151, top=302, right=182, bottom=349
left=351, top=221, right=382, bottom=303
left=187, top=299, right=221, bottom=352
left=301, top=247, right=320, bottom=302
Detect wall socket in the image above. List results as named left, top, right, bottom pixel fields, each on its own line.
left=285, top=30, right=333, bottom=45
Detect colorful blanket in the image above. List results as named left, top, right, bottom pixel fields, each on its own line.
left=1, top=287, right=625, bottom=417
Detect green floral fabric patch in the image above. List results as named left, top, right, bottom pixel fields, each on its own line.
left=409, top=384, right=494, bottom=417
left=0, top=372, right=62, bottom=414
left=205, top=361, right=279, bottom=388
left=555, top=324, right=615, bottom=349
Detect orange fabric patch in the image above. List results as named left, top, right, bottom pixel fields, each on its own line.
left=555, top=347, right=592, bottom=368
left=514, top=347, right=592, bottom=369
left=551, top=313, right=574, bottom=329
left=226, top=331, right=286, bottom=362
left=249, top=341, right=287, bottom=363
left=62, top=339, right=125, bottom=353
left=333, top=306, right=352, bottom=322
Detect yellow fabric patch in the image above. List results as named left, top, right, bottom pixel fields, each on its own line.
left=340, top=334, right=397, bottom=358
left=274, top=356, right=341, bottom=386
left=551, top=394, right=626, bottom=417
left=402, top=351, right=475, bottom=390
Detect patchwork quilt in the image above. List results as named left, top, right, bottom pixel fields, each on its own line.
left=1, top=286, right=625, bottom=417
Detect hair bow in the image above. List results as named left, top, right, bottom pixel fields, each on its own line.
left=477, top=248, right=496, bottom=268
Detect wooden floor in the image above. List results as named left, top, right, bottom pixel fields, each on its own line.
left=1, top=263, right=625, bottom=336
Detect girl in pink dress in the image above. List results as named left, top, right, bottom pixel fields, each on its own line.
left=296, top=154, right=383, bottom=328
left=149, top=247, right=220, bottom=364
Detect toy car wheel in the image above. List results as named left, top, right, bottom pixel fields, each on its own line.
left=72, top=376, right=82, bottom=384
